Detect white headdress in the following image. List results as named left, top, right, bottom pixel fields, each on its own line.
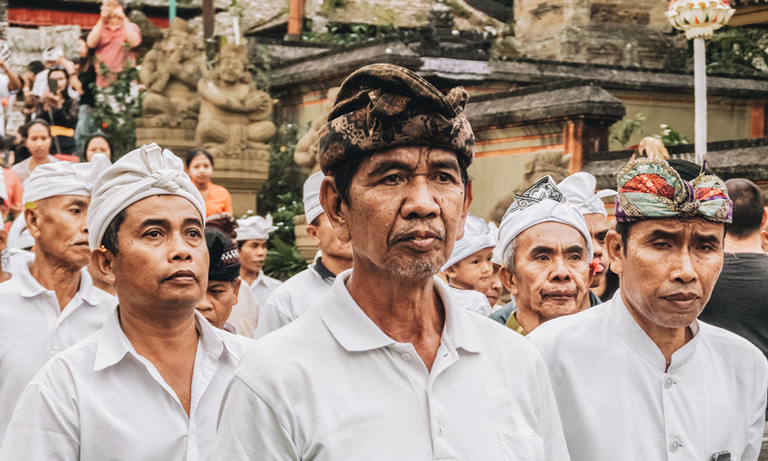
left=442, top=214, right=497, bottom=271
left=23, top=154, right=111, bottom=204
left=235, top=215, right=278, bottom=241
left=303, top=171, right=325, bottom=225
left=557, top=172, right=617, bottom=218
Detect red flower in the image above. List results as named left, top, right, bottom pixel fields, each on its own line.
left=102, top=122, right=108, bottom=129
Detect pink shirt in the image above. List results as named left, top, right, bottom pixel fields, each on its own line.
left=95, top=22, right=141, bottom=87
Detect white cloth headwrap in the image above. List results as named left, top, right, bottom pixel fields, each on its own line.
left=87, top=144, right=206, bottom=250
left=557, top=172, right=617, bottom=218
left=235, top=215, right=278, bottom=241
left=442, top=214, right=497, bottom=271
left=23, top=154, right=111, bottom=204
left=0, top=168, right=7, bottom=203
left=489, top=222, right=503, bottom=266
left=498, top=176, right=593, bottom=266
left=303, top=171, right=325, bottom=225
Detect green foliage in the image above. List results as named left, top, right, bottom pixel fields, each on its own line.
left=250, top=44, right=274, bottom=95
left=262, top=236, right=309, bottom=281
left=267, top=195, right=305, bottom=250
left=654, top=124, right=690, bottom=146
left=90, top=59, right=144, bottom=161
left=301, top=22, right=394, bottom=46
left=257, top=124, right=306, bottom=218
left=446, top=1, right=472, bottom=19
left=705, top=27, right=768, bottom=78
left=609, top=112, right=646, bottom=148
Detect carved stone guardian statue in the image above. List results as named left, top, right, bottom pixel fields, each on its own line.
left=195, top=43, right=276, bottom=160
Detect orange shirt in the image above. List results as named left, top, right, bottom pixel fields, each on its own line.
left=204, top=183, right=233, bottom=217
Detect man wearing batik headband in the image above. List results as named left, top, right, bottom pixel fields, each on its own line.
left=215, top=64, right=569, bottom=460
left=0, top=155, right=115, bottom=445
left=558, top=172, right=616, bottom=303
left=489, top=176, right=595, bottom=335
left=253, top=171, right=353, bottom=339
left=529, top=158, right=768, bottom=461
left=197, top=228, right=243, bottom=334
left=235, top=214, right=282, bottom=307
left=0, top=143, right=255, bottom=460
left=441, top=214, right=497, bottom=314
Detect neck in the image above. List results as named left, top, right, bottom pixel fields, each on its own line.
left=30, top=253, right=83, bottom=311
left=448, top=279, right=474, bottom=291
left=514, top=302, right=542, bottom=334
left=320, top=252, right=352, bottom=276
left=346, top=257, right=444, bottom=371
left=30, top=155, right=49, bottom=168
left=118, top=302, right=199, bottom=360
left=194, top=180, right=209, bottom=192
left=240, top=267, right=260, bottom=285
left=725, top=233, right=764, bottom=254
left=622, top=292, right=693, bottom=371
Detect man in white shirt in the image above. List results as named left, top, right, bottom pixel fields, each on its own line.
left=0, top=143, right=254, bottom=460
left=236, top=214, right=282, bottom=306
left=529, top=158, right=768, bottom=461
left=0, top=155, right=115, bottom=444
left=253, top=171, right=353, bottom=339
left=489, top=176, right=594, bottom=335
left=214, top=64, right=570, bottom=461
left=441, top=214, right=497, bottom=315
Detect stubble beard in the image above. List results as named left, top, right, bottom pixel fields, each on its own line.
left=384, top=221, right=446, bottom=280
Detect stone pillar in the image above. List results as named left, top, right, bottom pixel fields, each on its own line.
left=563, top=118, right=613, bottom=174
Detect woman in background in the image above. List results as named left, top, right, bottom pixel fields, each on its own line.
left=184, top=147, right=232, bottom=217
left=82, top=132, right=113, bottom=162
left=10, top=120, right=58, bottom=184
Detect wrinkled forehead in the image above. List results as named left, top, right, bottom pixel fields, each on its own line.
left=122, top=194, right=203, bottom=229
left=359, top=145, right=460, bottom=174
left=629, top=217, right=725, bottom=239
left=517, top=221, right=589, bottom=252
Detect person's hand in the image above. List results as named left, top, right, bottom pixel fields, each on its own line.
left=43, top=90, right=62, bottom=108
left=100, top=2, right=113, bottom=19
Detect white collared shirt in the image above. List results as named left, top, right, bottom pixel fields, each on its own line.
left=0, top=310, right=255, bottom=461
left=249, top=271, right=282, bottom=308
left=214, top=270, right=571, bottom=461
left=447, top=285, right=492, bottom=316
left=253, top=263, right=334, bottom=339
left=227, top=283, right=259, bottom=338
left=0, top=247, right=34, bottom=279
left=0, top=262, right=116, bottom=443
left=528, top=290, right=768, bottom=461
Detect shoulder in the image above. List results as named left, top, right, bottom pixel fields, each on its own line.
left=209, top=183, right=231, bottom=197
left=218, top=328, right=257, bottom=361
left=10, top=158, right=29, bottom=171
left=268, top=270, right=309, bottom=292
left=699, top=321, right=768, bottom=368
left=489, top=302, right=515, bottom=325
left=527, top=302, right=610, bottom=348
left=263, top=274, right=282, bottom=287
left=31, top=332, right=100, bottom=389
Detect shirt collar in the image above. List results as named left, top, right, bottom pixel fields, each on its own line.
left=318, top=270, right=482, bottom=354
left=252, top=271, right=268, bottom=288
left=94, top=309, right=229, bottom=372
left=312, top=257, right=336, bottom=280
left=608, top=290, right=701, bottom=372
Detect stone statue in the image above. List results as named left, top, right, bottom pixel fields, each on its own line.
left=487, top=149, right=572, bottom=225
left=196, top=43, right=276, bottom=160
left=139, top=17, right=203, bottom=129
left=294, top=87, right=339, bottom=172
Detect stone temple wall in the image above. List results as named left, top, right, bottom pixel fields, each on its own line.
left=6, top=26, right=82, bottom=73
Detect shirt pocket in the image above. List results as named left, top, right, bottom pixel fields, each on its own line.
left=497, top=432, right=546, bottom=461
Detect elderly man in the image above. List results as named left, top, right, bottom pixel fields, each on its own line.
left=236, top=214, right=282, bottom=307
left=0, top=144, right=254, bottom=460
left=214, top=64, right=569, bottom=460
left=489, top=177, right=594, bottom=335
left=253, top=171, right=354, bottom=339
left=0, top=156, right=115, bottom=444
left=558, top=172, right=616, bottom=303
left=529, top=158, right=768, bottom=461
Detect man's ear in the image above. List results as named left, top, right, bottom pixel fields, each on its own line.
left=604, top=230, right=623, bottom=276
left=499, top=266, right=518, bottom=296
left=762, top=207, right=767, bottom=228
left=90, top=248, right=116, bottom=286
left=232, top=278, right=241, bottom=298
left=24, top=207, right=42, bottom=240
left=455, top=179, right=474, bottom=241
left=305, top=223, right=320, bottom=244
left=319, top=176, right=351, bottom=244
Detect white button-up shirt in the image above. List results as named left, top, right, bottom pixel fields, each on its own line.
left=253, top=262, right=334, bottom=339
left=250, top=270, right=282, bottom=308
left=447, top=285, right=492, bottom=316
left=214, top=270, right=571, bottom=461
left=0, top=262, right=116, bottom=443
left=528, top=291, right=768, bottom=461
left=0, top=309, right=255, bottom=460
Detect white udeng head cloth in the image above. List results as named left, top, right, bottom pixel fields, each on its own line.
left=87, top=144, right=206, bottom=250
left=489, top=222, right=502, bottom=266
left=557, top=172, right=617, bottom=218
left=442, top=214, right=497, bottom=271
left=235, top=215, right=278, bottom=241
left=23, top=154, right=111, bottom=204
left=303, top=171, right=325, bottom=225
left=498, top=176, right=593, bottom=265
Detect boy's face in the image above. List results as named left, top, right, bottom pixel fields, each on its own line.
left=444, top=246, right=495, bottom=294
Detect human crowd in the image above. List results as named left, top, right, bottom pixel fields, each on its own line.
left=0, top=58, right=766, bottom=461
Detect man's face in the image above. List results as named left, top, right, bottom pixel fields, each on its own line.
left=444, top=246, right=494, bottom=294
left=327, top=146, right=471, bottom=280
left=307, top=214, right=352, bottom=262
left=501, top=222, right=592, bottom=324
left=584, top=213, right=610, bottom=288
left=26, top=195, right=91, bottom=270
left=484, top=264, right=503, bottom=307
left=109, top=195, right=207, bottom=311
left=239, top=239, right=268, bottom=274
left=196, top=279, right=241, bottom=330
left=608, top=218, right=725, bottom=329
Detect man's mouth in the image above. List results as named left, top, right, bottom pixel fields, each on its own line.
left=663, top=292, right=700, bottom=308
left=164, top=270, right=197, bottom=284
left=542, top=289, right=577, bottom=303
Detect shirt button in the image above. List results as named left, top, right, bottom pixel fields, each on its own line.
left=44, top=293, right=50, bottom=300
left=437, top=426, right=443, bottom=436
left=401, top=353, right=412, bottom=362
left=664, top=376, right=674, bottom=389
left=669, top=439, right=680, bottom=452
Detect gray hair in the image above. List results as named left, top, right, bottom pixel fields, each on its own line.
left=502, top=237, right=518, bottom=275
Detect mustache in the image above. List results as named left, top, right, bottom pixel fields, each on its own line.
left=387, top=221, right=446, bottom=247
